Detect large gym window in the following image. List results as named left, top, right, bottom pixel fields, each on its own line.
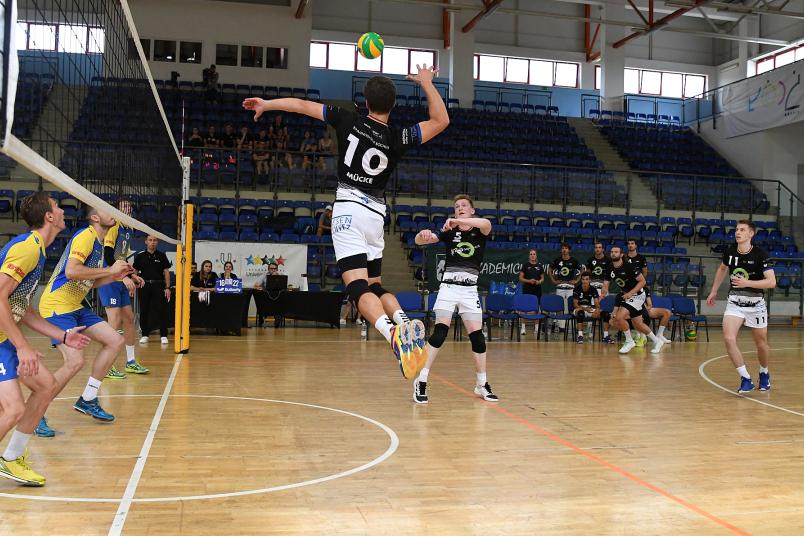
left=310, top=40, right=437, bottom=75
left=474, top=53, right=580, bottom=88
left=596, top=65, right=707, bottom=99
left=17, top=21, right=104, bottom=54
left=751, top=43, right=804, bottom=75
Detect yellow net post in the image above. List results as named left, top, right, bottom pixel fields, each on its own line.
left=174, top=157, right=192, bottom=353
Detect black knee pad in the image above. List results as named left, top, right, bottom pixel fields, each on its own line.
left=469, top=330, right=486, bottom=354
left=369, top=282, right=390, bottom=298
left=366, top=258, right=382, bottom=278
left=601, top=311, right=611, bottom=323
left=346, top=279, right=371, bottom=305
left=575, top=310, right=585, bottom=323
left=428, top=323, right=449, bottom=348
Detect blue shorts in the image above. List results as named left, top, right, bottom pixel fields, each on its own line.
left=98, top=281, right=131, bottom=309
left=0, top=340, right=19, bottom=382
left=46, top=308, right=105, bottom=345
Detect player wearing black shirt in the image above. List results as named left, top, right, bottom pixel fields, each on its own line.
left=572, top=273, right=603, bottom=344
left=707, top=220, right=776, bottom=393
left=626, top=239, right=648, bottom=279
left=518, top=249, right=544, bottom=337
left=413, top=195, right=497, bottom=405
left=244, top=66, right=449, bottom=380
left=602, top=245, right=664, bottom=355
left=585, top=242, right=615, bottom=344
left=548, top=243, right=581, bottom=330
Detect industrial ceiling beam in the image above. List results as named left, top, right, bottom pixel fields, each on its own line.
left=461, top=0, right=505, bottom=32
left=294, top=0, right=309, bottom=19
left=443, top=0, right=451, bottom=49
left=665, top=0, right=804, bottom=20
left=612, top=0, right=713, bottom=48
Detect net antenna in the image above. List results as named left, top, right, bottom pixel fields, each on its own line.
left=0, top=0, right=186, bottom=243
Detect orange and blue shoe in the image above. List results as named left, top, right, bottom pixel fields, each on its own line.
left=390, top=323, right=416, bottom=379
left=410, top=320, right=427, bottom=361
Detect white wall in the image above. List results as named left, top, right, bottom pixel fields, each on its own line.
left=129, top=0, right=312, bottom=87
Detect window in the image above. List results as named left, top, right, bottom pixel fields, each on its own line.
left=640, top=70, right=661, bottom=95
left=266, top=47, right=288, bottom=69
left=241, top=45, right=263, bottom=68
left=328, top=43, right=355, bottom=71
left=180, top=41, right=202, bottom=64
left=529, top=60, right=553, bottom=86
left=506, top=57, right=529, bottom=83
left=683, top=74, right=705, bottom=98
left=382, top=47, right=409, bottom=75
left=16, top=22, right=28, bottom=51
left=216, top=44, right=238, bottom=66
left=595, top=64, right=601, bottom=91
left=309, top=41, right=438, bottom=75
left=153, top=40, right=176, bottom=62
left=752, top=44, right=804, bottom=75
left=478, top=55, right=504, bottom=82
left=27, top=24, right=56, bottom=51
left=756, top=57, right=774, bottom=74
left=797, top=47, right=804, bottom=62
left=774, top=49, right=795, bottom=68
left=662, top=72, right=683, bottom=99
left=128, top=38, right=149, bottom=60
left=58, top=25, right=86, bottom=53
left=310, top=42, right=327, bottom=68
left=554, top=62, right=578, bottom=87
left=624, top=69, right=639, bottom=94
left=88, top=28, right=104, bottom=54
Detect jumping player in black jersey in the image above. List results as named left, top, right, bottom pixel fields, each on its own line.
left=601, top=245, right=664, bottom=355
left=244, top=65, right=449, bottom=379
left=412, top=195, right=497, bottom=404
left=584, top=241, right=614, bottom=343
left=706, top=220, right=776, bottom=393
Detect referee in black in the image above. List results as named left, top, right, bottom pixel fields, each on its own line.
left=133, top=235, right=172, bottom=345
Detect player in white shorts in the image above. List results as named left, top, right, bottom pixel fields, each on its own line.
left=411, top=194, right=498, bottom=404
left=244, top=65, right=449, bottom=379
left=707, top=219, right=776, bottom=393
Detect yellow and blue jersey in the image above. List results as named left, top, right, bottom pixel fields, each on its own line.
left=104, top=221, right=133, bottom=265
left=0, top=231, right=46, bottom=344
left=39, top=225, right=104, bottom=317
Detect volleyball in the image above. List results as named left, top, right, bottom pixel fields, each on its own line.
left=358, top=32, right=384, bottom=59
left=685, top=327, right=698, bottom=341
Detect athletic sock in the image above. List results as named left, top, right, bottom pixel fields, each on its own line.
left=2, top=431, right=32, bottom=461
left=646, top=331, right=659, bottom=343
left=577, top=330, right=584, bottom=337
left=81, top=377, right=103, bottom=401
left=476, top=372, right=487, bottom=386
left=657, top=326, right=666, bottom=338
left=623, top=330, right=634, bottom=342
left=418, top=368, right=429, bottom=382
left=759, top=366, right=769, bottom=374
left=736, top=365, right=750, bottom=379
left=603, top=331, right=609, bottom=338
left=374, top=315, right=393, bottom=343
left=392, top=310, right=410, bottom=325
left=125, top=345, right=136, bottom=363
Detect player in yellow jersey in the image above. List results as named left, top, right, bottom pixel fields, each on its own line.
left=39, top=205, right=133, bottom=423
left=0, top=192, right=91, bottom=486
left=98, top=199, right=148, bottom=380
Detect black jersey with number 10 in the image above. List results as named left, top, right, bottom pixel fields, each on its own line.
left=324, top=105, right=421, bottom=204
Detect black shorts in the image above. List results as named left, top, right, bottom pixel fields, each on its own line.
left=523, top=287, right=542, bottom=298
left=616, top=292, right=647, bottom=319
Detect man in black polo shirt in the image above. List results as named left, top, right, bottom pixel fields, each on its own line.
left=133, top=235, right=172, bottom=345
left=518, top=248, right=544, bottom=337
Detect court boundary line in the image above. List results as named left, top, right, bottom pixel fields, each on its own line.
left=0, top=395, right=398, bottom=504
left=108, top=354, right=183, bottom=535
left=432, top=373, right=750, bottom=536
left=698, top=346, right=804, bottom=417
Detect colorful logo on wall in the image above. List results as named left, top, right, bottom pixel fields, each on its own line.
left=246, top=254, right=285, bottom=266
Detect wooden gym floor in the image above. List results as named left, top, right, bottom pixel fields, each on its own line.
left=0, top=325, right=802, bottom=535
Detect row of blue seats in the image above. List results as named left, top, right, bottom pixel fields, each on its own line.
left=590, top=109, right=681, bottom=124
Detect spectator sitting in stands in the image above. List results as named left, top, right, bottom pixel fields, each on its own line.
left=202, top=64, right=219, bottom=104
left=237, top=126, right=253, bottom=151
left=204, top=126, right=220, bottom=148
left=273, top=114, right=285, bottom=133
left=221, top=261, right=239, bottom=281
left=220, top=123, right=236, bottom=149
left=190, top=259, right=218, bottom=291
left=253, top=128, right=271, bottom=177
left=276, top=138, right=294, bottom=169
left=318, top=130, right=333, bottom=154
left=190, top=262, right=198, bottom=279
left=187, top=127, right=203, bottom=148
left=317, top=205, right=332, bottom=237
left=300, top=130, right=317, bottom=153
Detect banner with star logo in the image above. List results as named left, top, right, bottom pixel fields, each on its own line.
left=195, top=241, right=307, bottom=289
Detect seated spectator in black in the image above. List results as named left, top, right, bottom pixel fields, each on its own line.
left=237, top=126, right=254, bottom=151
left=518, top=248, right=544, bottom=337
left=299, top=130, right=317, bottom=154
left=204, top=126, right=220, bottom=148
left=301, top=155, right=314, bottom=170
left=220, top=123, right=237, bottom=148
left=190, top=259, right=218, bottom=291
left=220, top=261, right=239, bottom=281
left=573, top=272, right=602, bottom=344
left=202, top=64, right=219, bottom=104
left=276, top=139, right=294, bottom=169
left=318, top=131, right=333, bottom=154
left=190, top=262, right=198, bottom=279
left=317, top=205, right=332, bottom=237
left=187, top=127, right=204, bottom=148
left=273, top=114, right=285, bottom=133
left=253, top=128, right=271, bottom=176
left=253, top=263, right=280, bottom=290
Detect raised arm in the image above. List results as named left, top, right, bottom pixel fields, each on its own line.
left=243, top=98, right=324, bottom=122
left=406, top=65, right=449, bottom=144
left=415, top=229, right=440, bottom=246
left=442, top=217, right=491, bottom=235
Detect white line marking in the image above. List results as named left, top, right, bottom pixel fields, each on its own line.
left=108, top=354, right=183, bottom=535
left=0, top=395, right=398, bottom=504
left=698, top=346, right=804, bottom=418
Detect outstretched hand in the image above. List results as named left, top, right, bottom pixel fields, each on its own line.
left=243, top=97, right=271, bottom=122
left=406, top=64, right=438, bottom=86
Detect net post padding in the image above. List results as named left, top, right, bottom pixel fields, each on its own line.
left=1, top=135, right=178, bottom=244
left=174, top=203, right=192, bottom=354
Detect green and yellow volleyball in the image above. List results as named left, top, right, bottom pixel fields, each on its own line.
left=358, top=32, right=384, bottom=59
left=685, top=327, right=697, bottom=341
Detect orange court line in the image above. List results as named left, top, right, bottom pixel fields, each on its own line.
left=432, top=373, right=751, bottom=536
